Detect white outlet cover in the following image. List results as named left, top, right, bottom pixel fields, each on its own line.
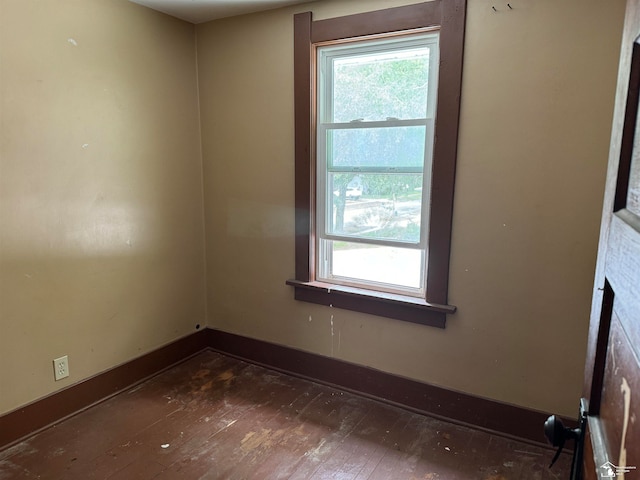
left=53, top=355, right=69, bottom=381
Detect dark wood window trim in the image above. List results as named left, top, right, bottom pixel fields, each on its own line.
left=289, top=1, right=466, bottom=328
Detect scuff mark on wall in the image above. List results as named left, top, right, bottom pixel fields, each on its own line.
left=330, top=314, right=334, bottom=356
left=67, top=38, right=78, bottom=46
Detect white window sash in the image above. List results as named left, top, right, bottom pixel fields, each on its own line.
left=317, top=239, right=427, bottom=297
left=316, top=119, right=434, bottom=249
left=314, top=32, right=439, bottom=296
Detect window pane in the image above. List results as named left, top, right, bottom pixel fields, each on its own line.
left=315, top=33, right=440, bottom=297
left=327, top=173, right=423, bottom=243
left=332, top=47, right=431, bottom=122
left=328, top=240, right=423, bottom=290
left=326, top=126, right=426, bottom=170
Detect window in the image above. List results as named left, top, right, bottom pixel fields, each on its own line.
left=317, top=33, right=438, bottom=298
left=287, top=1, right=466, bottom=328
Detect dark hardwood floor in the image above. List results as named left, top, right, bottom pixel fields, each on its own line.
left=0, top=351, right=571, bottom=479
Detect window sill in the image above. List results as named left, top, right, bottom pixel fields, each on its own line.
left=286, top=279, right=456, bottom=328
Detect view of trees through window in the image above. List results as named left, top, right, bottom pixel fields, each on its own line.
left=317, top=33, right=438, bottom=294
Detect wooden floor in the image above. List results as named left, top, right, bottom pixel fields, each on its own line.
left=0, top=351, right=571, bottom=479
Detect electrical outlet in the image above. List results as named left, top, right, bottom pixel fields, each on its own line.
left=53, top=355, right=69, bottom=381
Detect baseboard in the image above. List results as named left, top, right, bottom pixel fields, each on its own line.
left=0, top=327, right=573, bottom=451
left=204, top=328, right=574, bottom=449
left=0, top=329, right=209, bottom=450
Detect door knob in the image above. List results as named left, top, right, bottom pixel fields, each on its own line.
left=544, top=415, right=581, bottom=468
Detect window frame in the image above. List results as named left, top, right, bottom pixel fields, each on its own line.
left=287, top=1, right=466, bottom=328
left=315, top=32, right=439, bottom=298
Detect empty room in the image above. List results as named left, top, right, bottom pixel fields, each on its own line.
left=1, top=0, right=636, bottom=478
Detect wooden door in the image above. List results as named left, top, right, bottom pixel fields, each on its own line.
left=582, top=0, right=640, bottom=478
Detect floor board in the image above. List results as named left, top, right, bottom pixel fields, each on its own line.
left=0, top=351, right=571, bottom=479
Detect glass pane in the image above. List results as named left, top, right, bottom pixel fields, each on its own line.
left=332, top=47, right=431, bottom=122
left=327, top=126, right=426, bottom=169
left=327, top=173, right=423, bottom=243
left=329, top=240, right=423, bottom=290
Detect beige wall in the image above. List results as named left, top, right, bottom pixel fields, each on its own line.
left=197, top=0, right=625, bottom=418
left=0, top=0, right=626, bottom=420
left=0, top=1, right=206, bottom=414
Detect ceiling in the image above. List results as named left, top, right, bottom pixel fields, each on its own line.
left=129, top=0, right=315, bottom=24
